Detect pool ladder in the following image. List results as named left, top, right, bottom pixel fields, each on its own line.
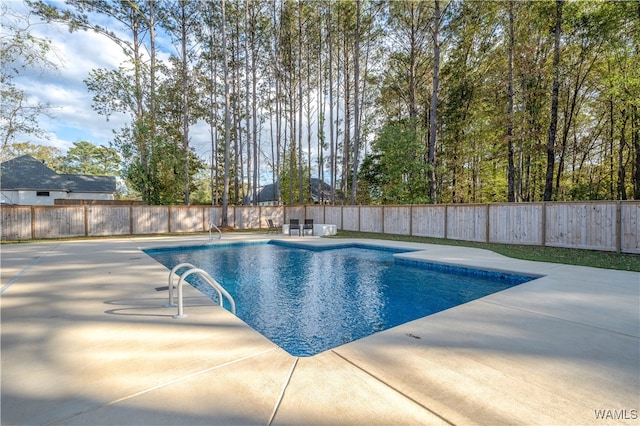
left=209, top=223, right=222, bottom=241
left=166, top=263, right=236, bottom=319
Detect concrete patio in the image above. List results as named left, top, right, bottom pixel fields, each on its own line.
left=1, top=234, right=638, bottom=425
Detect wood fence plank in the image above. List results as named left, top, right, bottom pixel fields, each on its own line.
left=383, top=206, right=410, bottom=235
left=360, top=207, right=383, bottom=233
left=621, top=202, right=640, bottom=254
left=1, top=202, right=636, bottom=256
left=411, top=205, right=446, bottom=238
left=88, top=206, right=130, bottom=236
left=0, top=206, right=31, bottom=240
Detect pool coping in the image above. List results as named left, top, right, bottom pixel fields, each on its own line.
left=2, top=234, right=638, bottom=425
left=144, top=240, right=539, bottom=357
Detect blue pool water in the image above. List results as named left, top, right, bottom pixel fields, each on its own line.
left=145, top=241, right=534, bottom=356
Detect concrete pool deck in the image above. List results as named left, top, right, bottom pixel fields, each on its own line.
left=1, top=234, right=638, bottom=425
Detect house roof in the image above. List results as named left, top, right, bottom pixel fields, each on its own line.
left=248, top=178, right=335, bottom=204
left=254, top=183, right=278, bottom=203
left=0, top=155, right=116, bottom=193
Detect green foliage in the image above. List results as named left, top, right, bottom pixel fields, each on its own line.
left=0, top=2, right=56, bottom=153
left=19, top=0, right=640, bottom=205
left=279, top=149, right=312, bottom=205
left=58, top=141, right=121, bottom=176
left=84, top=67, right=137, bottom=119
left=3, top=142, right=61, bottom=168
left=359, top=121, right=430, bottom=204
left=122, top=128, right=205, bottom=205
left=189, top=170, right=213, bottom=205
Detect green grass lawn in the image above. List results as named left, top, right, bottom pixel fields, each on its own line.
left=330, top=230, right=640, bottom=272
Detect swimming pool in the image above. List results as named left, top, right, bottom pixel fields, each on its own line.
left=145, top=241, right=535, bottom=356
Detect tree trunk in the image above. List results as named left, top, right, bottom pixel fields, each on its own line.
left=251, top=5, right=258, bottom=207
left=180, top=0, right=190, bottom=205
left=635, top=2, right=640, bottom=200
left=208, top=16, right=218, bottom=206
left=221, top=0, right=231, bottom=226
left=233, top=17, right=241, bottom=205
left=507, top=0, right=516, bottom=202
left=409, top=2, right=417, bottom=126
left=618, top=114, right=628, bottom=200
left=272, top=1, right=282, bottom=205
left=428, top=0, right=441, bottom=203
left=329, top=2, right=337, bottom=205
left=334, top=25, right=341, bottom=204
left=244, top=0, right=252, bottom=205
left=343, top=30, right=351, bottom=201
left=131, top=14, right=148, bottom=204
left=543, top=0, right=563, bottom=201
left=609, top=72, right=615, bottom=199
left=148, top=0, right=157, bottom=204
left=634, top=104, right=640, bottom=199
left=350, top=0, right=361, bottom=205
left=298, top=0, right=304, bottom=205
left=317, top=5, right=325, bottom=204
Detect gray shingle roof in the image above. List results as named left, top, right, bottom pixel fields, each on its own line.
left=249, top=178, right=335, bottom=204
left=1, top=155, right=116, bottom=193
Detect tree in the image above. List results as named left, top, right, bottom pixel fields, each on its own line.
left=602, top=1, right=640, bottom=200
left=160, top=0, right=202, bottom=205
left=221, top=0, right=231, bottom=224
left=386, top=0, right=432, bottom=128
left=506, top=0, right=516, bottom=202
left=3, top=142, right=61, bottom=168
left=359, top=122, right=429, bottom=204
left=20, top=0, right=640, bottom=206
left=58, top=141, right=120, bottom=176
left=29, top=0, right=161, bottom=204
left=327, top=1, right=336, bottom=204
left=197, top=0, right=223, bottom=206
left=0, top=2, right=57, bottom=159
left=350, top=0, right=361, bottom=205
left=543, top=0, right=564, bottom=201
left=428, top=0, right=441, bottom=203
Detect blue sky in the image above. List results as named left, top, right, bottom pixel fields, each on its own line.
left=6, top=0, right=215, bottom=159
left=6, top=1, right=131, bottom=154
left=5, top=0, right=328, bottom=184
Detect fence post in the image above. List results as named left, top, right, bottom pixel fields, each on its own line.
left=443, top=204, right=448, bottom=240
left=409, top=205, right=413, bottom=236
left=31, top=206, right=35, bottom=240
left=541, top=203, right=546, bottom=247
left=84, top=205, right=89, bottom=237
left=616, top=200, right=622, bottom=254
left=485, top=204, right=490, bottom=243
left=129, top=205, right=134, bottom=235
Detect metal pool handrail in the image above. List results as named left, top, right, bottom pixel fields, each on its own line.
left=166, top=262, right=198, bottom=307
left=209, top=223, right=222, bottom=241
left=172, top=267, right=236, bottom=319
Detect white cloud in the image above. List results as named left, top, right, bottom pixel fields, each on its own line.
left=7, top=2, right=226, bottom=162
left=7, top=1, right=130, bottom=153
left=190, top=120, right=215, bottom=156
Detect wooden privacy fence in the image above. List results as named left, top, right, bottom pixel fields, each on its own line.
left=1, top=202, right=638, bottom=254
